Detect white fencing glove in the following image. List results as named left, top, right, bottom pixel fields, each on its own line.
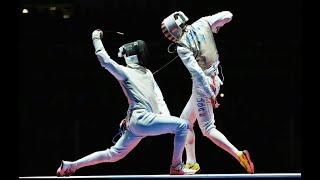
left=92, top=29, right=103, bottom=40
left=92, top=29, right=104, bottom=53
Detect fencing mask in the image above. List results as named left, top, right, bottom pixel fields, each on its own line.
left=161, top=11, right=189, bottom=42
left=118, top=40, right=149, bottom=67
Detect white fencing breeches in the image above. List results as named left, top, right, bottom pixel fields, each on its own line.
left=72, top=109, right=188, bottom=170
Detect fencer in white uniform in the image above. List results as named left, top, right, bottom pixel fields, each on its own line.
left=56, top=29, right=194, bottom=176
left=161, top=11, right=254, bottom=174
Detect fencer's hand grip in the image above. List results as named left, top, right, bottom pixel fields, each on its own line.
left=210, top=97, right=220, bottom=109
left=92, top=29, right=103, bottom=40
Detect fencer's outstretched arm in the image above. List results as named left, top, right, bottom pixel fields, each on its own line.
left=92, top=29, right=127, bottom=80
left=177, top=46, right=215, bottom=99
left=152, top=76, right=171, bottom=116
left=203, top=11, right=233, bottom=33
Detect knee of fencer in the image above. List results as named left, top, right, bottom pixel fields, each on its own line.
left=202, top=127, right=216, bottom=138
left=179, top=112, right=195, bottom=129
left=177, top=119, right=189, bottom=134
left=104, top=148, right=127, bottom=162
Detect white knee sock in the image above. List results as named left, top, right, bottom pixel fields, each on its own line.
left=207, top=128, right=240, bottom=161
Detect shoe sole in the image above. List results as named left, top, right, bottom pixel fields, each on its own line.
left=188, top=168, right=200, bottom=175
left=170, top=168, right=198, bottom=175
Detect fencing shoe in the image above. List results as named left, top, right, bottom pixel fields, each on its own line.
left=238, top=150, right=254, bottom=174
left=184, top=162, right=201, bottom=174
left=56, top=160, right=76, bottom=176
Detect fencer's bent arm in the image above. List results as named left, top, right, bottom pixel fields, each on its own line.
left=153, top=78, right=171, bottom=116
left=204, top=11, right=233, bottom=33
left=93, top=39, right=127, bottom=80
left=177, top=46, right=215, bottom=98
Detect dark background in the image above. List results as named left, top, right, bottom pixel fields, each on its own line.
left=19, top=0, right=301, bottom=176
